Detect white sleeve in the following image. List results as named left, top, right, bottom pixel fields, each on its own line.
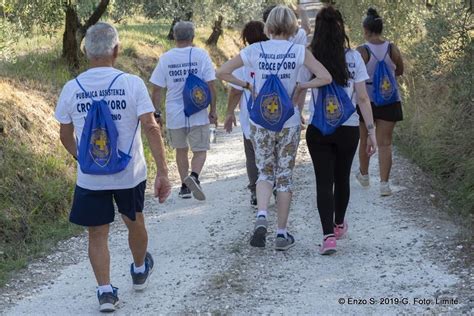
left=201, top=51, right=216, bottom=82
left=353, top=51, right=370, bottom=83
left=291, top=28, right=307, bottom=46
left=54, top=83, right=73, bottom=124
left=297, top=66, right=312, bottom=83
left=240, top=46, right=252, bottom=69
left=134, top=77, right=155, bottom=118
left=149, top=58, right=167, bottom=88
left=229, top=68, right=244, bottom=91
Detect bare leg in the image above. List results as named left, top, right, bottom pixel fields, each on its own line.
left=276, top=191, right=292, bottom=229
left=358, top=123, right=370, bottom=175
left=122, top=213, right=148, bottom=267
left=256, top=180, right=273, bottom=211
left=176, top=147, right=189, bottom=183
left=191, top=151, right=207, bottom=175
left=88, top=224, right=110, bottom=286
left=375, top=120, right=396, bottom=182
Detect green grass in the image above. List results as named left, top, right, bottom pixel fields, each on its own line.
left=0, top=140, right=81, bottom=284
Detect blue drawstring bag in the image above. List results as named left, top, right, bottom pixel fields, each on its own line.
left=310, top=82, right=355, bottom=135
left=248, top=43, right=295, bottom=132
left=366, top=44, right=399, bottom=107
left=76, top=73, right=139, bottom=175
left=183, top=48, right=212, bottom=117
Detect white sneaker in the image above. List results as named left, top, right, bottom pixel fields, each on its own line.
left=380, top=181, right=392, bottom=196
left=356, top=172, right=370, bottom=187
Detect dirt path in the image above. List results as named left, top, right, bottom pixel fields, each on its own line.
left=1, top=123, right=472, bottom=315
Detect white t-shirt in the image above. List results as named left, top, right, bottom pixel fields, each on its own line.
left=290, top=28, right=307, bottom=46
left=150, top=46, right=216, bottom=129
left=229, top=67, right=253, bottom=139
left=298, top=49, right=370, bottom=127
left=240, top=39, right=306, bottom=129
left=55, top=67, right=155, bottom=190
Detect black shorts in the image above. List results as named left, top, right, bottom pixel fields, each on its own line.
left=70, top=180, right=146, bottom=227
left=357, top=101, right=403, bottom=122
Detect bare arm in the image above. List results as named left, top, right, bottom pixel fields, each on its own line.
left=216, top=55, right=247, bottom=88
left=59, top=123, right=77, bottom=159
left=140, top=112, right=171, bottom=202
left=296, top=4, right=311, bottom=35
left=355, top=81, right=377, bottom=156
left=356, top=45, right=370, bottom=64
left=151, top=84, right=164, bottom=112
left=207, top=80, right=218, bottom=125
left=224, top=87, right=243, bottom=133
left=390, top=44, right=404, bottom=76
left=300, top=49, right=332, bottom=89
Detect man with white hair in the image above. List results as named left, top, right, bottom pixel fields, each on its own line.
left=55, top=22, right=171, bottom=312
left=150, top=21, right=217, bottom=201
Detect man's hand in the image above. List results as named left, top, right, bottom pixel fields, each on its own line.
left=224, top=113, right=236, bottom=133
left=209, top=110, right=218, bottom=127
left=154, top=175, right=171, bottom=203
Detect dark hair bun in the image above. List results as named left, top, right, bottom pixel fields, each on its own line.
left=367, top=8, right=379, bottom=17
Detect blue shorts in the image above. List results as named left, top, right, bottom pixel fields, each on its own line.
left=70, top=181, right=146, bottom=227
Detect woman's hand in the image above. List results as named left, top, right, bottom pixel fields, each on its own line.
left=366, top=133, right=377, bottom=156
left=224, top=113, right=236, bottom=133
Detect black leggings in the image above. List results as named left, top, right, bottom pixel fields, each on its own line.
left=306, top=125, right=360, bottom=235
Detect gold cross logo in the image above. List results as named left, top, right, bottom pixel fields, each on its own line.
left=194, top=89, right=204, bottom=102
left=326, top=100, right=338, bottom=114
left=95, top=134, right=107, bottom=151
left=267, top=98, right=279, bottom=113
left=382, top=79, right=391, bottom=91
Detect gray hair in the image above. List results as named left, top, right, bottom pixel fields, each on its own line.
left=173, top=21, right=195, bottom=41
left=84, top=22, right=119, bottom=59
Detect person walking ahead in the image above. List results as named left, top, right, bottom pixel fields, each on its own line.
left=217, top=5, right=332, bottom=251
left=224, top=20, right=269, bottom=208
left=298, top=6, right=377, bottom=255
left=55, top=22, right=171, bottom=312
left=150, top=21, right=217, bottom=201
left=356, top=8, right=404, bottom=196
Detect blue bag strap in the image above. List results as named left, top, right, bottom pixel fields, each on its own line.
left=259, top=42, right=272, bottom=75
left=383, top=42, right=391, bottom=60
left=276, top=43, right=295, bottom=75
left=103, top=72, right=125, bottom=100
left=188, top=47, right=193, bottom=73
left=126, top=120, right=140, bottom=155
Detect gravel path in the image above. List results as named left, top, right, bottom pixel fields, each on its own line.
left=1, top=123, right=472, bottom=315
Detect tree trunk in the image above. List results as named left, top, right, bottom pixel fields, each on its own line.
left=206, top=15, right=223, bottom=46
left=62, top=5, right=80, bottom=70
left=62, top=0, right=111, bottom=70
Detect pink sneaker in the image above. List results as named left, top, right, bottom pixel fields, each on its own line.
left=319, top=236, right=337, bottom=255
left=334, top=221, right=348, bottom=240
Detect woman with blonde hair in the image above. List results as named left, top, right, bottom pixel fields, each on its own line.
left=217, top=5, right=331, bottom=251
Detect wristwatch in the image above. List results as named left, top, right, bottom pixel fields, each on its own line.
left=154, top=111, right=162, bottom=119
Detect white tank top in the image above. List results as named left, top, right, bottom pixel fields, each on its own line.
left=365, top=41, right=400, bottom=102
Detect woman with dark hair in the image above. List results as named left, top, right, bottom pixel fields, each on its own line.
left=298, top=6, right=377, bottom=255
left=224, top=21, right=269, bottom=207
left=356, top=8, right=404, bottom=197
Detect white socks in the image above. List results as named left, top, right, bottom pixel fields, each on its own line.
left=277, top=228, right=287, bottom=238
left=97, top=284, right=113, bottom=295
left=133, top=263, right=146, bottom=274
left=256, top=210, right=268, bottom=218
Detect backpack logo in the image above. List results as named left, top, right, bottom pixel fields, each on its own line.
left=191, top=86, right=208, bottom=108
left=90, top=128, right=111, bottom=167
left=324, top=95, right=343, bottom=126
left=261, top=93, right=282, bottom=125
left=380, top=76, right=393, bottom=100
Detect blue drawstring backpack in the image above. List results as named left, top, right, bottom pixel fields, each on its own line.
left=310, top=82, right=355, bottom=136
left=183, top=48, right=212, bottom=117
left=76, top=73, right=139, bottom=175
left=248, top=43, right=295, bottom=132
left=366, top=44, right=399, bottom=106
